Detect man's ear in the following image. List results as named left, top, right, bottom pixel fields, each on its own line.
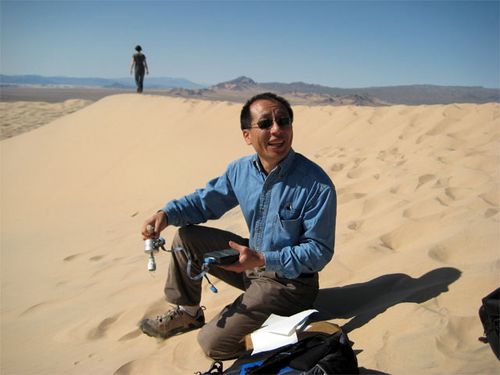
left=242, top=129, right=252, bottom=145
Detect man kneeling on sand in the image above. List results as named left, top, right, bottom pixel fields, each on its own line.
left=140, top=92, right=337, bottom=360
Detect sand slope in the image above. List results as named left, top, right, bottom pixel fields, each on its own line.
left=1, top=94, right=499, bottom=374
left=0, top=99, right=93, bottom=140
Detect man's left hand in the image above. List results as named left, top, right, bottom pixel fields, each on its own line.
left=219, top=241, right=265, bottom=273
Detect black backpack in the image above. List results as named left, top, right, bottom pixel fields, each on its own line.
left=478, top=287, right=500, bottom=360
left=197, top=330, right=358, bottom=375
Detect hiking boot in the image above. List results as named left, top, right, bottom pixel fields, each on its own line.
left=139, top=306, right=205, bottom=339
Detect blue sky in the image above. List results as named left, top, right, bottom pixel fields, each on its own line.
left=1, top=0, right=499, bottom=88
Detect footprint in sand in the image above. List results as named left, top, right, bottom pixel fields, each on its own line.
left=314, top=145, right=333, bottom=159
left=390, top=186, right=400, bottom=194
left=89, top=255, right=105, bottom=262
left=435, top=196, right=451, bottom=207
left=428, top=240, right=482, bottom=267
left=484, top=208, right=499, bottom=218
left=433, top=177, right=450, bottom=188
left=338, top=192, right=366, bottom=204
left=479, top=190, right=499, bottom=207
left=428, top=245, right=449, bottom=263
left=87, top=313, right=122, bottom=340
left=416, top=134, right=426, bottom=145
left=353, top=157, right=366, bottom=167
left=19, top=300, right=56, bottom=317
left=379, top=234, right=397, bottom=251
left=346, top=166, right=370, bottom=179
left=347, top=221, right=363, bottom=231
left=416, top=174, right=435, bottom=190
left=330, top=163, right=344, bottom=172
left=63, top=253, right=82, bottom=262
left=377, top=150, right=387, bottom=161
left=434, top=187, right=461, bottom=206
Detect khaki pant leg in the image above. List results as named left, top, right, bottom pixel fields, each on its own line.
left=198, top=272, right=319, bottom=360
left=164, top=225, right=248, bottom=306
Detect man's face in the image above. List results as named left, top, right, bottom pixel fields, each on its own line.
left=243, top=99, right=293, bottom=172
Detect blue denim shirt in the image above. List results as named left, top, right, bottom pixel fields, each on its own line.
left=162, top=149, right=336, bottom=279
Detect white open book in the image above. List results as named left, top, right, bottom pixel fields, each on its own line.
left=250, top=309, right=318, bottom=354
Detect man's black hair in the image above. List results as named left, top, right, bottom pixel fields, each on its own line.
left=240, top=92, right=293, bottom=130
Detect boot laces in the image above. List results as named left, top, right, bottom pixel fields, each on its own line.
left=156, top=306, right=182, bottom=323
left=155, top=305, right=205, bottom=323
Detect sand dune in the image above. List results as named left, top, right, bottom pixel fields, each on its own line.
left=1, top=94, right=499, bottom=374
left=0, top=99, right=93, bottom=140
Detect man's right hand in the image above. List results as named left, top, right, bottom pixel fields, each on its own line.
left=141, top=211, right=168, bottom=239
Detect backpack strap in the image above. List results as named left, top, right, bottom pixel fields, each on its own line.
left=247, top=335, right=328, bottom=374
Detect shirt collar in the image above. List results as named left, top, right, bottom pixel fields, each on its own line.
left=252, top=149, right=296, bottom=177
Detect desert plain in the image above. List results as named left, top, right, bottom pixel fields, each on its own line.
left=1, top=91, right=499, bottom=374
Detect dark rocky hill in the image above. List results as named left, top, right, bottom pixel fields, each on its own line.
left=167, top=76, right=498, bottom=105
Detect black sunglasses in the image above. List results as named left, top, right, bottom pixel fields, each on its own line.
left=250, top=117, right=292, bottom=130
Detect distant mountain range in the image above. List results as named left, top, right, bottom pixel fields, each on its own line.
left=1, top=74, right=498, bottom=105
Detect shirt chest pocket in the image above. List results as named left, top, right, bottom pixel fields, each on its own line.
left=271, top=205, right=303, bottom=248
left=279, top=203, right=300, bottom=220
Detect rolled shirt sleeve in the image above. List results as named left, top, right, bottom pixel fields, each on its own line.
left=161, top=165, right=239, bottom=227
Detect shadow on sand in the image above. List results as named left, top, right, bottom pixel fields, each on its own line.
left=314, top=267, right=462, bottom=334
left=313, top=267, right=461, bottom=374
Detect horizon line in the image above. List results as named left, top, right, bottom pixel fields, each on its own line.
left=1, top=73, right=499, bottom=90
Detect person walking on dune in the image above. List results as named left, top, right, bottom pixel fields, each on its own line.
left=130, top=45, right=149, bottom=93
